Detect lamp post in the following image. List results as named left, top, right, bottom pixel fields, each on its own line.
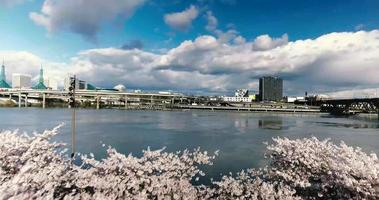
left=68, top=75, right=76, bottom=159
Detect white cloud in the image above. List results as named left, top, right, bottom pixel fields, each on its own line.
left=252, top=34, right=289, bottom=51
left=204, top=11, right=245, bottom=44
left=205, top=11, right=218, bottom=32
left=164, top=5, right=199, bottom=32
left=327, top=88, right=379, bottom=99
left=2, top=30, right=379, bottom=95
left=29, top=0, right=146, bottom=40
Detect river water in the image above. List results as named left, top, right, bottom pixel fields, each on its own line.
left=0, top=108, right=378, bottom=181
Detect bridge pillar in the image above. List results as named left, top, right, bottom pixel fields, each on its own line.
left=42, top=93, right=46, bottom=109
left=124, top=95, right=128, bottom=109
left=25, top=95, right=28, bottom=107
left=96, top=96, right=100, bottom=110
left=150, top=96, right=153, bottom=108
left=9, top=93, right=12, bottom=100
left=18, top=92, right=21, bottom=108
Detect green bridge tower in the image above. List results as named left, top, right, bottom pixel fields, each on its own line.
left=32, top=66, right=47, bottom=90
left=0, top=60, right=11, bottom=89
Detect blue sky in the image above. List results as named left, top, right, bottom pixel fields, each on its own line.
left=1, top=0, right=378, bottom=60
left=1, top=0, right=379, bottom=96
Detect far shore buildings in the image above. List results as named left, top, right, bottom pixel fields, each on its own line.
left=259, top=76, right=283, bottom=102
left=1, top=64, right=59, bottom=90
left=223, top=89, right=255, bottom=102
left=64, top=75, right=87, bottom=90
left=64, top=74, right=97, bottom=91
left=12, top=74, right=32, bottom=89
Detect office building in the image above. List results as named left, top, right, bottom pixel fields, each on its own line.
left=259, top=76, right=283, bottom=102
left=44, top=77, right=58, bottom=90
left=12, top=74, right=32, bottom=89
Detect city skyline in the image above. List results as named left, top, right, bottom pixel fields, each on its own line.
left=1, top=0, right=379, bottom=97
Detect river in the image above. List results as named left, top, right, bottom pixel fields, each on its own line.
left=0, top=108, right=378, bottom=182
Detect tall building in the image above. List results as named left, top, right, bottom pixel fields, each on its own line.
left=12, top=74, right=32, bottom=89
left=32, top=67, right=47, bottom=90
left=259, top=76, right=283, bottom=102
left=44, top=77, right=58, bottom=90
left=0, top=61, right=11, bottom=89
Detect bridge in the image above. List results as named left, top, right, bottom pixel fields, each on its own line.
left=0, top=90, right=186, bottom=109
left=318, top=98, right=379, bottom=119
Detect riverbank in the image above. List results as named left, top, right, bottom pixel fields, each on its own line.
left=172, top=104, right=321, bottom=113
left=0, top=100, right=322, bottom=114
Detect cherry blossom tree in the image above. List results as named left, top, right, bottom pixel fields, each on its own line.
left=0, top=125, right=378, bottom=199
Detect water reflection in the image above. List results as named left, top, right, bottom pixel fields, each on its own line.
left=234, top=118, right=249, bottom=133
left=314, top=121, right=379, bottom=129
left=258, top=119, right=286, bottom=130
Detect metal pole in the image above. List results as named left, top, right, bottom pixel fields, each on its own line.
left=71, top=75, right=76, bottom=159
left=72, top=107, right=76, bottom=157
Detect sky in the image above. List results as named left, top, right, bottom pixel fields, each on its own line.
left=0, top=0, right=379, bottom=97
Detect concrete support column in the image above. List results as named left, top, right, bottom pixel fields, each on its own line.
left=124, top=95, right=128, bottom=109
left=25, top=95, right=28, bottom=107
left=18, top=92, right=21, bottom=108
left=42, top=93, right=46, bottom=109
left=96, top=96, right=100, bottom=110
left=150, top=96, right=153, bottom=108
left=9, top=93, right=12, bottom=100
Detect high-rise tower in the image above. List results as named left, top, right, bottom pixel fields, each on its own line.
left=259, top=76, right=283, bottom=102
left=0, top=60, right=11, bottom=88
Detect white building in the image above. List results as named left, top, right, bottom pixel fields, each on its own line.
left=285, top=96, right=305, bottom=103
left=44, top=77, right=58, bottom=90
left=12, top=74, right=32, bottom=89
left=223, top=96, right=252, bottom=103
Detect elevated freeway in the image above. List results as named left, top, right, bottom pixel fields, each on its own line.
left=0, top=89, right=186, bottom=109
